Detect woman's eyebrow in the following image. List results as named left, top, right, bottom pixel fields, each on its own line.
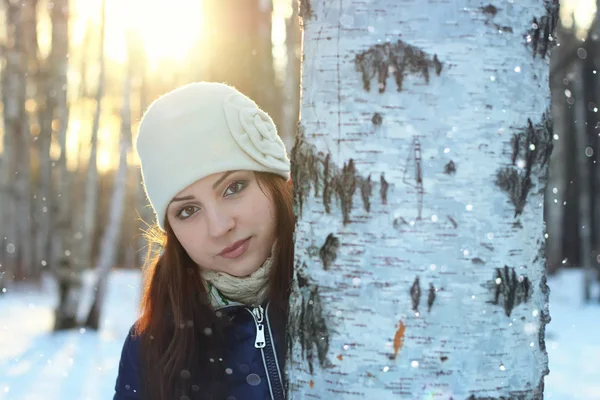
left=170, top=195, right=195, bottom=204
left=211, top=170, right=237, bottom=190
left=169, top=171, right=241, bottom=205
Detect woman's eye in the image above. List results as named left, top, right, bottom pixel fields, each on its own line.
left=177, top=205, right=200, bottom=219
left=224, top=180, right=247, bottom=197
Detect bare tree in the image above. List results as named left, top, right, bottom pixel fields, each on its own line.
left=1, top=0, right=32, bottom=281
left=33, top=0, right=58, bottom=277
left=75, top=0, right=105, bottom=272
left=50, top=0, right=77, bottom=330
left=0, top=0, right=19, bottom=290
left=282, top=0, right=301, bottom=150
left=199, top=0, right=281, bottom=129
left=546, top=21, right=576, bottom=274
left=84, top=37, right=133, bottom=330
left=286, top=1, right=555, bottom=398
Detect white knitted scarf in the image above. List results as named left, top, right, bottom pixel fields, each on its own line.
left=201, top=243, right=275, bottom=308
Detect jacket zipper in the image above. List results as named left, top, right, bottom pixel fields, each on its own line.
left=264, top=303, right=284, bottom=399
left=247, top=304, right=284, bottom=399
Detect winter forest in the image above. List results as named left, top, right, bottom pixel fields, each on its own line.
left=0, top=0, right=599, bottom=399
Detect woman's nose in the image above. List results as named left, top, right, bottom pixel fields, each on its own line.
left=206, top=206, right=235, bottom=237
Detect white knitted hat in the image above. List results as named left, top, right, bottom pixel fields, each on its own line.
left=135, top=82, right=291, bottom=230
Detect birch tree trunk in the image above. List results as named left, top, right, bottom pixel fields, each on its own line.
left=84, top=49, right=133, bottom=330
left=1, top=0, right=33, bottom=281
left=574, top=58, right=596, bottom=302
left=588, top=13, right=600, bottom=298
left=0, top=0, right=19, bottom=289
left=33, top=0, right=56, bottom=276
left=14, top=3, right=34, bottom=282
left=75, top=0, right=105, bottom=272
left=287, top=1, right=556, bottom=398
left=282, top=0, right=301, bottom=150
left=50, top=0, right=79, bottom=331
left=545, top=22, right=573, bottom=275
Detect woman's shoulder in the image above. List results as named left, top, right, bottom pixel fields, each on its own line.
left=113, top=322, right=143, bottom=399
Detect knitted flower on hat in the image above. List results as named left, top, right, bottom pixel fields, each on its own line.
left=223, top=93, right=289, bottom=173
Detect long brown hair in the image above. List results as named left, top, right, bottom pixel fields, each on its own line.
left=133, top=172, right=294, bottom=400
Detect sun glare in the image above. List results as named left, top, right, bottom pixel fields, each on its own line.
left=74, top=0, right=203, bottom=65
left=560, top=0, right=597, bottom=40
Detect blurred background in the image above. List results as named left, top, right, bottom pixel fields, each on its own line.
left=0, top=0, right=598, bottom=399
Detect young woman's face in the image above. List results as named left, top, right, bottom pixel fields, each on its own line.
left=166, top=170, right=277, bottom=277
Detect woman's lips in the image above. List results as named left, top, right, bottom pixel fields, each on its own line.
left=219, top=238, right=251, bottom=259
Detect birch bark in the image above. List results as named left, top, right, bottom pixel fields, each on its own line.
left=287, top=1, right=556, bottom=398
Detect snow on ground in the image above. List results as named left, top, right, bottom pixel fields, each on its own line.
left=0, top=269, right=141, bottom=400
left=0, top=268, right=598, bottom=399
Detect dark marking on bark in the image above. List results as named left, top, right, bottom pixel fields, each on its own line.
left=525, top=0, right=559, bottom=59
left=297, top=284, right=331, bottom=374
left=291, top=125, right=310, bottom=217
left=447, top=216, right=457, bottom=229
left=308, top=151, right=320, bottom=197
left=319, top=234, right=340, bottom=270
left=322, top=153, right=332, bottom=213
left=354, top=40, right=443, bottom=93
left=488, top=266, right=532, bottom=317
left=337, top=159, right=357, bottom=225
left=410, top=276, right=421, bottom=312
left=479, top=4, right=515, bottom=34
left=372, top=112, right=383, bottom=126
left=296, top=266, right=309, bottom=288
left=481, top=243, right=494, bottom=251
left=444, top=160, right=456, bottom=174
left=427, top=283, right=435, bottom=312
left=291, top=131, right=381, bottom=224
left=360, top=175, right=373, bottom=212
left=496, top=168, right=531, bottom=217
left=298, top=0, right=313, bottom=24
left=536, top=274, right=551, bottom=397
left=481, top=5, right=498, bottom=16
left=380, top=174, right=388, bottom=204
left=403, top=136, right=424, bottom=219
left=393, top=216, right=408, bottom=229
left=433, top=55, right=442, bottom=75
left=495, top=113, right=553, bottom=217
left=471, top=257, right=485, bottom=265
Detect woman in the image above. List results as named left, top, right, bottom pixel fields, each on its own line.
left=113, top=82, right=294, bottom=400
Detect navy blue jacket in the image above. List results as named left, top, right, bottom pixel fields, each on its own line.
left=113, top=302, right=285, bottom=400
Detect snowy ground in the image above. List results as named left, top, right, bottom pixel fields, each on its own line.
left=0, top=269, right=598, bottom=400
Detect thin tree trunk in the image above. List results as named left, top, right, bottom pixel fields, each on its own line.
left=0, top=0, right=18, bottom=287
left=282, top=0, right=301, bottom=150
left=13, top=92, right=34, bottom=281
left=1, top=0, right=31, bottom=281
left=200, top=0, right=280, bottom=126
left=31, top=0, right=56, bottom=277
left=84, top=52, right=133, bottom=330
left=589, top=12, right=600, bottom=296
left=50, top=0, right=79, bottom=331
left=257, top=0, right=282, bottom=132
left=575, top=59, right=596, bottom=302
left=76, top=0, right=105, bottom=272
left=19, top=0, right=39, bottom=282
left=545, top=22, right=573, bottom=274
left=287, top=1, right=555, bottom=398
